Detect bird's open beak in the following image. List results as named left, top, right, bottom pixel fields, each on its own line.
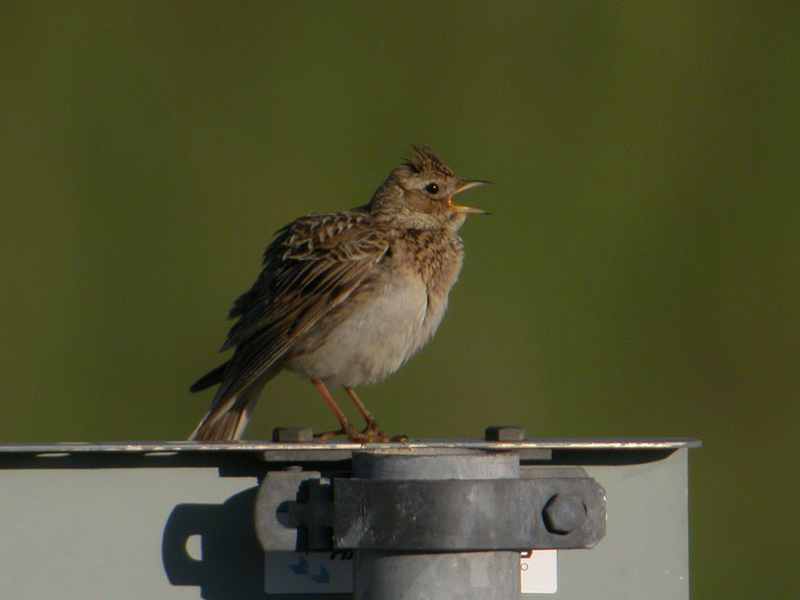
left=447, top=180, right=491, bottom=215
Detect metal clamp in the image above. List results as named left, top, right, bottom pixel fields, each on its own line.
left=255, top=469, right=605, bottom=552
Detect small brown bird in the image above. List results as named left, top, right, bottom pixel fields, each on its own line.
left=189, top=146, right=488, bottom=442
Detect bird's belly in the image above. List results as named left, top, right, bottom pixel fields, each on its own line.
left=285, top=274, right=433, bottom=387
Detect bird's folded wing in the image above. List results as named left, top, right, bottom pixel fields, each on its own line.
left=215, top=213, right=389, bottom=400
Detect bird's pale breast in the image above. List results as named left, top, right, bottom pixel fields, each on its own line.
left=284, top=232, right=463, bottom=387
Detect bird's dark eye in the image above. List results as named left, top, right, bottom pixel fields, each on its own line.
left=424, top=182, right=439, bottom=195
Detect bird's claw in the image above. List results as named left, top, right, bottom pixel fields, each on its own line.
left=314, top=422, right=407, bottom=444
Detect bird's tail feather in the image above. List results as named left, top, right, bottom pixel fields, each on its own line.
left=189, top=395, right=251, bottom=441
left=189, top=362, right=229, bottom=393
left=189, top=365, right=281, bottom=441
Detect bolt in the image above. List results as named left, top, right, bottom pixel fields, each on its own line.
left=485, top=425, right=526, bottom=441
left=543, top=494, right=587, bottom=535
left=272, top=427, right=314, bottom=442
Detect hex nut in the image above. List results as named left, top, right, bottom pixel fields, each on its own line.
left=543, top=494, right=588, bottom=535
left=485, top=425, right=526, bottom=441
left=272, top=427, right=314, bottom=442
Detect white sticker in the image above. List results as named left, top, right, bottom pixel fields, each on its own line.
left=520, top=550, right=558, bottom=594
left=265, top=549, right=557, bottom=595
left=264, top=551, right=353, bottom=594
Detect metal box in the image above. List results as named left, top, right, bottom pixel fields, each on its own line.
left=0, top=437, right=698, bottom=599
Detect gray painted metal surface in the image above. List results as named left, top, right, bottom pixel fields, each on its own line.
left=0, top=438, right=698, bottom=599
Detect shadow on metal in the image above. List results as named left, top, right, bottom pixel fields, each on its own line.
left=162, top=487, right=268, bottom=600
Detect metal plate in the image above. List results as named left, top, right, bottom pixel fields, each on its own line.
left=0, top=438, right=701, bottom=455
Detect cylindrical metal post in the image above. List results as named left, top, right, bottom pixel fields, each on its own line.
left=351, top=449, right=521, bottom=600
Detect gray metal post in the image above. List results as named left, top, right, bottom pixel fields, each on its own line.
left=350, top=448, right=521, bottom=600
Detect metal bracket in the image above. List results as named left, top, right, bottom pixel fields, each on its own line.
left=255, top=468, right=605, bottom=552
left=255, top=470, right=334, bottom=551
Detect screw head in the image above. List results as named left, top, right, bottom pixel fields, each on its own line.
left=543, top=494, right=588, bottom=535
left=272, top=427, right=314, bottom=442
left=485, top=425, right=526, bottom=441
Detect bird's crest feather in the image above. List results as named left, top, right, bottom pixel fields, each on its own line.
left=405, top=145, right=455, bottom=178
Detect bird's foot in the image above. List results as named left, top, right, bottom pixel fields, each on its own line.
left=314, top=428, right=343, bottom=442
left=314, top=422, right=407, bottom=444
left=361, top=420, right=408, bottom=443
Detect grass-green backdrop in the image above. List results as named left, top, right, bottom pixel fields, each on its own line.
left=2, top=2, right=798, bottom=598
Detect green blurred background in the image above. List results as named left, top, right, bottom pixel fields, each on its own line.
left=2, top=2, right=798, bottom=597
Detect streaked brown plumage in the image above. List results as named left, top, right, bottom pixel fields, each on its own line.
left=189, top=146, right=488, bottom=442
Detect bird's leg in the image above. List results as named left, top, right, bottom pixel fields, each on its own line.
left=343, top=387, right=381, bottom=431
left=344, top=387, right=407, bottom=443
left=311, top=380, right=370, bottom=442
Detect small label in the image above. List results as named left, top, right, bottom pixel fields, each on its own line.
left=264, top=549, right=557, bottom=595
left=264, top=551, right=353, bottom=594
left=520, top=550, right=558, bottom=594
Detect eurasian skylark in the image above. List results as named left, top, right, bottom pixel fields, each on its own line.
left=190, top=146, right=488, bottom=442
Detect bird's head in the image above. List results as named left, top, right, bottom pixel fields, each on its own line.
left=370, top=145, right=489, bottom=231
